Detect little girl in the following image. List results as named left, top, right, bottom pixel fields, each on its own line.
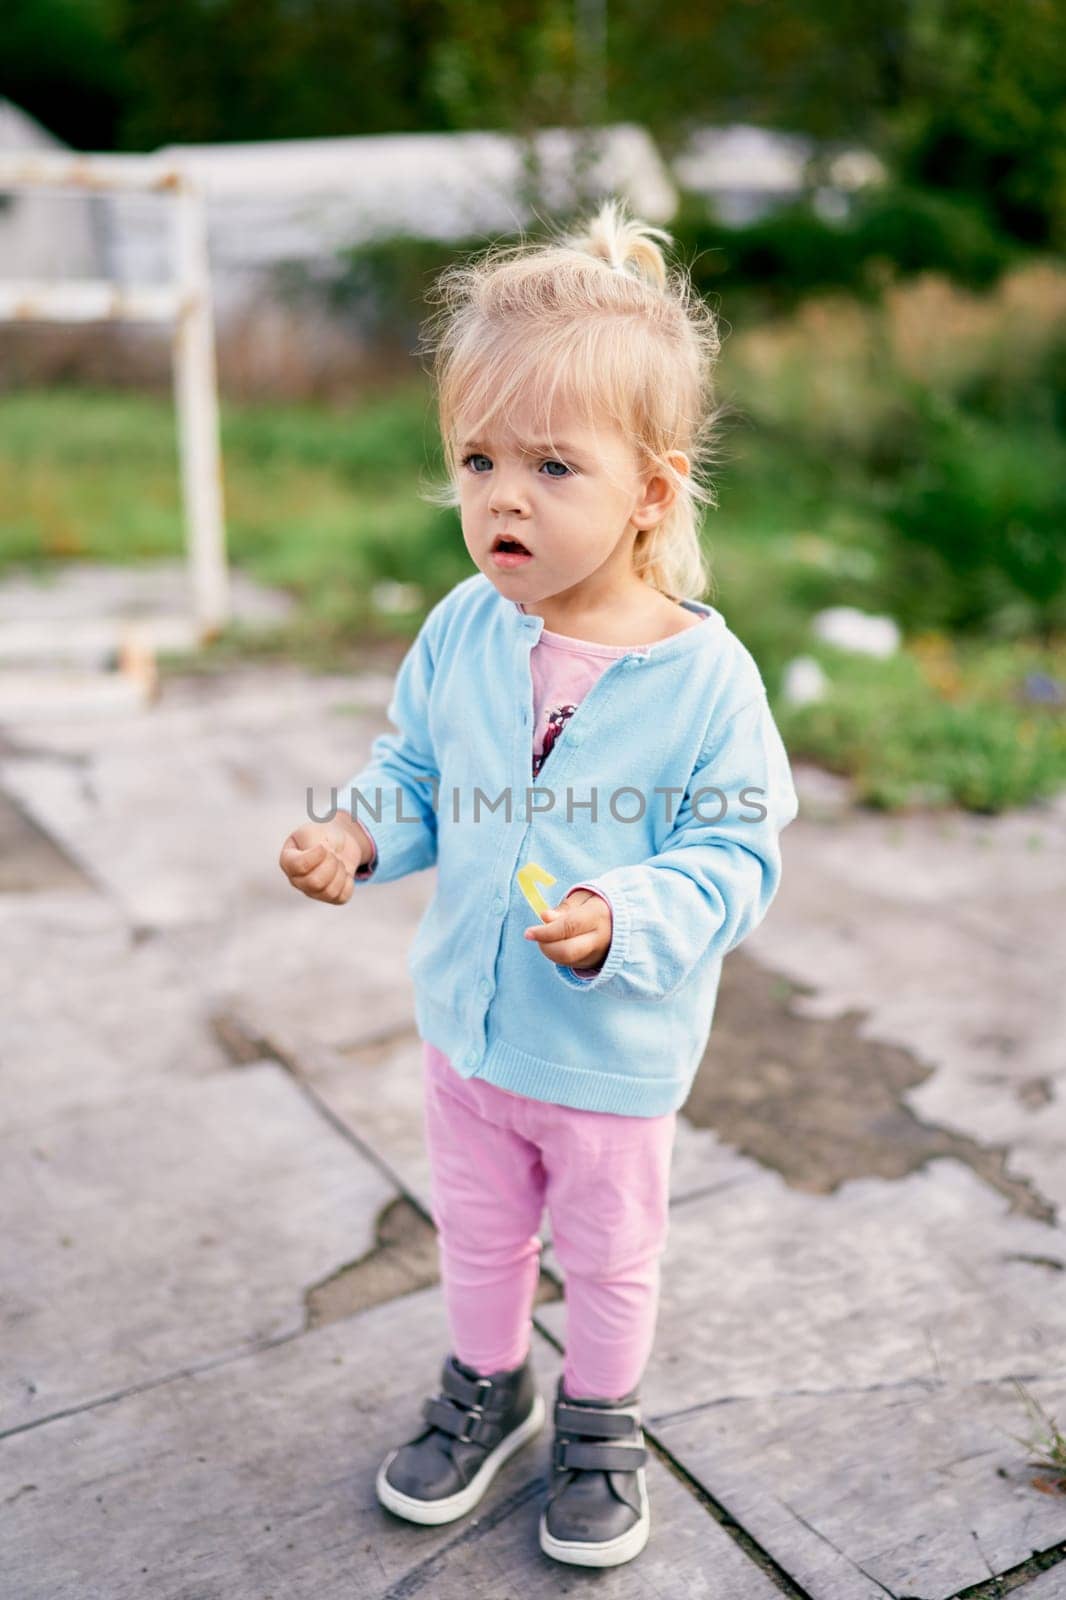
left=279, top=196, right=799, bottom=1570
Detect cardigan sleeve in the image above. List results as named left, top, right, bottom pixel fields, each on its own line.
left=551, top=692, right=799, bottom=999
left=339, top=618, right=440, bottom=886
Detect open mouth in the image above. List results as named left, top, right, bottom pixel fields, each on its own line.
left=491, top=534, right=533, bottom=564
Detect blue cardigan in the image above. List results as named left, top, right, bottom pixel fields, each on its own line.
left=340, top=573, right=799, bottom=1116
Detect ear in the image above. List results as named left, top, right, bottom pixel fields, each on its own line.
left=631, top=451, right=690, bottom=531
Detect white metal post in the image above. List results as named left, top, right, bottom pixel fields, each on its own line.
left=173, top=178, right=229, bottom=637
left=0, top=153, right=231, bottom=640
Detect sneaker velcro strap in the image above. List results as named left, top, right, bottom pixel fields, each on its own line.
left=554, top=1402, right=641, bottom=1439
left=422, top=1396, right=501, bottom=1447
left=441, top=1364, right=494, bottom=1409
left=554, top=1438, right=647, bottom=1472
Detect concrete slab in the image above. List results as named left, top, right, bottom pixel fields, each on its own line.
left=0, top=558, right=294, bottom=647
left=751, top=780, right=1066, bottom=1215
left=685, top=941, right=1058, bottom=1228
left=0, top=788, right=91, bottom=891
left=0, top=614, right=197, bottom=668
left=0, top=667, right=425, bottom=932
left=278, top=985, right=1066, bottom=1600
left=0, top=893, right=233, bottom=1131
left=288, top=1034, right=434, bottom=1212
left=3, top=643, right=1064, bottom=1596
left=655, top=1377, right=1066, bottom=1600
left=212, top=901, right=429, bottom=1061
left=0, top=1287, right=783, bottom=1600
left=537, top=1158, right=1066, bottom=1596
left=0, top=666, right=153, bottom=720
left=0, top=558, right=298, bottom=723
left=3, top=1064, right=396, bottom=1430
left=542, top=1156, right=1066, bottom=1410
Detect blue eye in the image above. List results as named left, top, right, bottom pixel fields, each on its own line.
left=459, top=452, right=573, bottom=478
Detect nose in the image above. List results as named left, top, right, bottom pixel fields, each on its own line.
left=487, top=466, right=530, bottom=518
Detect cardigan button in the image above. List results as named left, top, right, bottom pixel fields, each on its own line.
left=478, top=978, right=491, bottom=997
left=465, top=1049, right=478, bottom=1068
left=491, top=894, right=505, bottom=914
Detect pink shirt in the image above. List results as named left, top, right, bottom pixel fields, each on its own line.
left=522, top=608, right=635, bottom=974
left=353, top=598, right=708, bottom=977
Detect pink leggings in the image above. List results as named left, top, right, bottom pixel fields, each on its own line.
left=422, top=1040, right=677, bottom=1402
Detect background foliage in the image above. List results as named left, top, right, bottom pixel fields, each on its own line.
left=1, top=1, right=1064, bottom=812
left=4, top=0, right=1064, bottom=251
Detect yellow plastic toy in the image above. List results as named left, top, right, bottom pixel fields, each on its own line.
left=516, top=860, right=556, bottom=917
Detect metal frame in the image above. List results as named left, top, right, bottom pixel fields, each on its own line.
left=0, top=152, right=230, bottom=637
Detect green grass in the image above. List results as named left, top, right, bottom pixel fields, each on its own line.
left=0, top=380, right=473, bottom=653
left=0, top=378, right=1062, bottom=815
left=1004, top=1379, right=1066, bottom=1491
left=775, top=634, right=1066, bottom=813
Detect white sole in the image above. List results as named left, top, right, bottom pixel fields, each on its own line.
left=538, top=1466, right=651, bottom=1567
left=376, top=1392, right=546, bottom=1525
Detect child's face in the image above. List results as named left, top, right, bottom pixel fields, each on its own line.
left=454, top=396, right=675, bottom=609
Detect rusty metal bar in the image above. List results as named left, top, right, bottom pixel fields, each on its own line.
left=0, top=281, right=184, bottom=323
left=0, top=152, right=184, bottom=194
left=0, top=156, right=230, bottom=636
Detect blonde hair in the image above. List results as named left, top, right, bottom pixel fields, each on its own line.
left=416, top=196, right=725, bottom=602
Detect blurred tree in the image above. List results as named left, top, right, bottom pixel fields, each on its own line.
left=1, top=0, right=1060, bottom=250
left=609, top=0, right=908, bottom=156
left=427, top=0, right=579, bottom=131
left=115, top=0, right=444, bottom=147
left=888, top=0, right=1066, bottom=251
left=423, top=0, right=607, bottom=209
left=607, top=0, right=1063, bottom=247
left=2, top=0, right=128, bottom=148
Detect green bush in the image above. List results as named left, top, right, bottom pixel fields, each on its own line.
left=874, top=393, right=1066, bottom=639
left=841, top=184, right=1018, bottom=288
left=283, top=182, right=1022, bottom=347
left=654, top=186, right=1019, bottom=314
left=775, top=639, right=1066, bottom=813
left=719, top=261, right=1066, bottom=642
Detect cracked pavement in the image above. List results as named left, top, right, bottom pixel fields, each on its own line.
left=2, top=635, right=1065, bottom=1598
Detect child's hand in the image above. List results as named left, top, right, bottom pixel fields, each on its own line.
left=278, top=816, right=367, bottom=905
left=523, top=888, right=612, bottom=971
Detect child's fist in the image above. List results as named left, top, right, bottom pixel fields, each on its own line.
left=523, top=887, right=612, bottom=972
left=278, top=816, right=368, bottom=905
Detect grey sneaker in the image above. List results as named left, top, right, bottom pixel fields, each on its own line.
left=538, top=1375, right=650, bottom=1567
left=376, top=1350, right=546, bottom=1525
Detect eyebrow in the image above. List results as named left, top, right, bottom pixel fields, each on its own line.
left=459, top=438, right=587, bottom=459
